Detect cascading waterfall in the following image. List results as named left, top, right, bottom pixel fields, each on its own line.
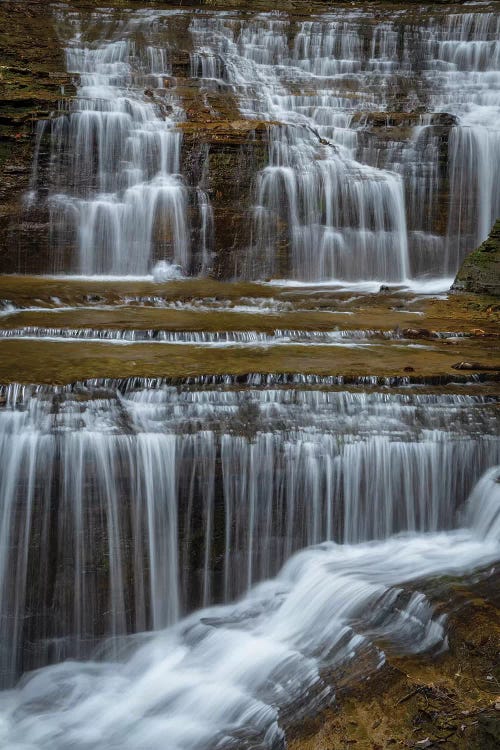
left=434, top=13, right=500, bottom=265
left=26, top=7, right=500, bottom=282
left=190, top=9, right=500, bottom=282
left=40, top=15, right=191, bottom=275
left=0, top=466, right=499, bottom=750
left=0, top=325, right=452, bottom=345
left=190, top=14, right=410, bottom=282
left=0, top=382, right=498, bottom=688
left=2, top=3, right=500, bottom=747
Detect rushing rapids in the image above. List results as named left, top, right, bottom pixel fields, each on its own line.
left=0, top=467, right=499, bottom=749
left=0, top=382, right=498, bottom=688
left=25, top=3, right=500, bottom=284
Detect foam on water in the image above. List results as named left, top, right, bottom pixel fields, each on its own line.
left=0, top=468, right=498, bottom=750
left=0, top=385, right=498, bottom=687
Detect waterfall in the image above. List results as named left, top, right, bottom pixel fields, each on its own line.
left=24, top=7, right=500, bottom=281
left=0, top=325, right=457, bottom=345
left=2, top=3, right=500, bottom=746
left=0, top=467, right=499, bottom=749
left=40, top=16, right=191, bottom=275
left=0, top=383, right=498, bottom=687
left=190, top=9, right=500, bottom=282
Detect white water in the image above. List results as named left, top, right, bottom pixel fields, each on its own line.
left=0, top=383, right=498, bottom=687
left=45, top=14, right=191, bottom=275
left=0, top=326, right=443, bottom=348
left=0, top=467, right=498, bottom=750
left=190, top=8, right=500, bottom=282
left=26, top=6, right=500, bottom=284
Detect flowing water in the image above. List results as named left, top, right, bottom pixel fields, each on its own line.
left=1, top=3, right=500, bottom=748
left=0, top=462, right=499, bottom=749
left=41, top=10, right=190, bottom=275
left=190, top=7, right=500, bottom=281
left=26, top=4, right=500, bottom=284
left=0, top=381, right=498, bottom=688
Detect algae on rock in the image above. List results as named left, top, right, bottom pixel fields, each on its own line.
left=453, top=219, right=500, bottom=296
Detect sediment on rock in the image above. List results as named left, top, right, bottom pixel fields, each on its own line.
left=453, top=219, right=500, bottom=296
left=288, top=571, right=500, bottom=750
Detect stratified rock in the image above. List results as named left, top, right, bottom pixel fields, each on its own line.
left=401, top=328, right=435, bottom=339
left=452, top=362, right=499, bottom=371
left=0, top=0, right=74, bottom=272
left=452, top=220, right=500, bottom=296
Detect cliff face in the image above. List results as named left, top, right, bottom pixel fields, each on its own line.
left=0, top=1, right=78, bottom=272
left=453, top=219, right=500, bottom=296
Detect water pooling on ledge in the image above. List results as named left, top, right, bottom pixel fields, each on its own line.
left=0, top=326, right=446, bottom=346
left=0, top=382, right=498, bottom=688
left=0, top=469, right=499, bottom=750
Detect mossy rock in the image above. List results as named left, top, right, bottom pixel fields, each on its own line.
left=453, top=220, right=500, bottom=296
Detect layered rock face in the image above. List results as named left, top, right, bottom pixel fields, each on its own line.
left=453, top=218, right=500, bottom=295
left=1, top=1, right=499, bottom=282
left=0, top=0, right=76, bottom=272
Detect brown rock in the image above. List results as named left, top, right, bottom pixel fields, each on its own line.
left=402, top=328, right=435, bottom=339
left=452, top=362, right=499, bottom=371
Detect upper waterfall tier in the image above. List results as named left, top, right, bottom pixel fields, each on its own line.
left=24, top=4, right=499, bottom=283
left=41, top=13, right=191, bottom=275
left=190, top=7, right=500, bottom=281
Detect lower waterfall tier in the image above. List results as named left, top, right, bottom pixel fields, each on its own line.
left=0, top=382, right=498, bottom=688
left=0, top=467, right=499, bottom=750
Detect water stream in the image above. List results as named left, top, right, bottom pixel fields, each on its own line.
left=0, top=382, right=498, bottom=689
left=27, top=4, right=500, bottom=284
left=1, top=3, right=500, bottom=747
left=0, top=463, right=499, bottom=749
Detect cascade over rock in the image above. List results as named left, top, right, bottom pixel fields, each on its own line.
left=0, top=382, right=498, bottom=687
left=0, top=462, right=499, bottom=749
left=0, top=3, right=499, bottom=748
left=6, top=2, right=498, bottom=284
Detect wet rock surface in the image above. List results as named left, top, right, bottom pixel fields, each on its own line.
left=288, top=570, right=500, bottom=750
left=0, top=0, right=75, bottom=272
left=453, top=219, right=500, bottom=296
left=0, top=278, right=498, bottom=384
